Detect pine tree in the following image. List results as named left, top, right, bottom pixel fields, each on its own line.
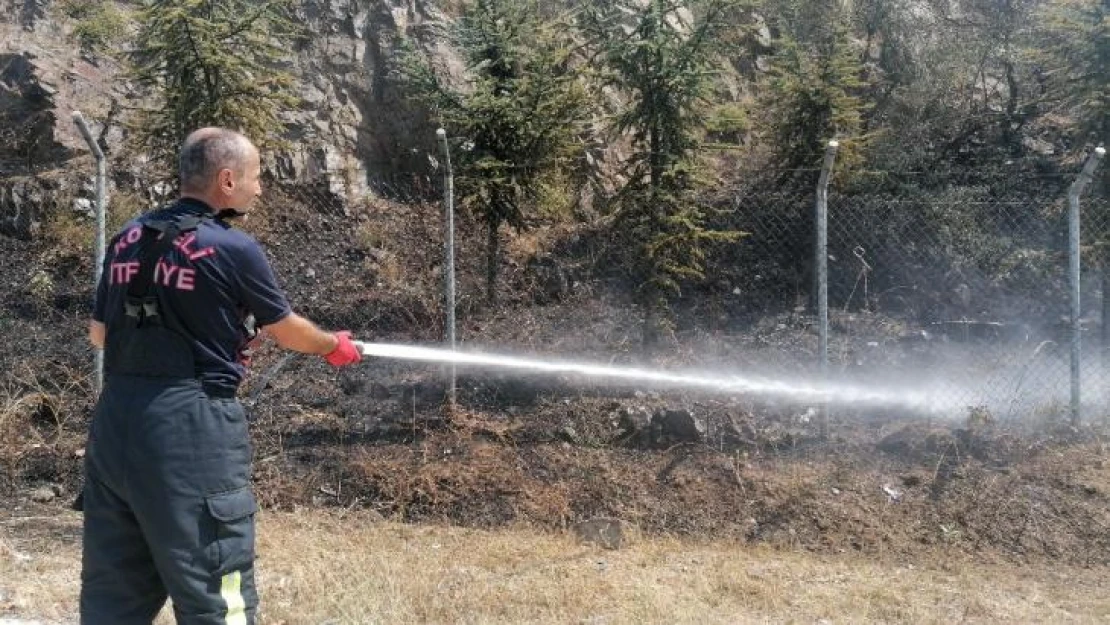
left=1034, top=0, right=1108, bottom=151
left=127, top=0, right=300, bottom=176
left=397, top=0, right=591, bottom=304
left=581, top=0, right=742, bottom=345
left=55, top=0, right=130, bottom=55
left=766, top=8, right=868, bottom=172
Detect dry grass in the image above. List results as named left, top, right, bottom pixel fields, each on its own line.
left=2, top=509, right=1109, bottom=624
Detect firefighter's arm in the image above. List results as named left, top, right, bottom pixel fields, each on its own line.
left=88, top=320, right=105, bottom=349
left=263, top=313, right=360, bottom=366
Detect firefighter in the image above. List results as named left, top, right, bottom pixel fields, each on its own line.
left=81, top=127, right=362, bottom=624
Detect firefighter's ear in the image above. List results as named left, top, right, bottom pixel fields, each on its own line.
left=217, top=168, right=236, bottom=194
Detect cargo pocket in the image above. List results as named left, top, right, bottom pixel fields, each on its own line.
left=205, top=487, right=258, bottom=575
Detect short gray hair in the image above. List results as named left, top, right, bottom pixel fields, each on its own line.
left=178, top=128, right=253, bottom=190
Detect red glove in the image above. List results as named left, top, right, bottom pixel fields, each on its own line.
left=325, top=331, right=362, bottom=367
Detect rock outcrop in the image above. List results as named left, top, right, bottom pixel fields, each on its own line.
left=0, top=0, right=465, bottom=235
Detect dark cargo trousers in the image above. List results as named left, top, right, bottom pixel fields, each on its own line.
left=80, top=376, right=258, bottom=625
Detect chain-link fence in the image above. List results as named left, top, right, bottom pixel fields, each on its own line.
left=3, top=120, right=1105, bottom=427
left=829, top=176, right=1077, bottom=419
left=716, top=149, right=1107, bottom=424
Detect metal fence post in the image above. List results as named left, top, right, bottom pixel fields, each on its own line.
left=437, top=128, right=457, bottom=407
left=815, top=140, right=839, bottom=438
left=1068, top=146, right=1106, bottom=426
left=72, top=111, right=106, bottom=397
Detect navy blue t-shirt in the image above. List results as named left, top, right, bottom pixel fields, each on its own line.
left=93, top=198, right=291, bottom=393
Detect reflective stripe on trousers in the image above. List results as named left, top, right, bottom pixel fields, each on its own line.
left=221, top=571, right=248, bottom=625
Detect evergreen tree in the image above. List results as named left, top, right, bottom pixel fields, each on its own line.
left=764, top=4, right=869, bottom=172
left=127, top=0, right=300, bottom=176
left=581, top=0, right=742, bottom=345
left=55, top=0, right=130, bottom=55
left=397, top=0, right=592, bottom=304
left=1034, top=0, right=1108, bottom=151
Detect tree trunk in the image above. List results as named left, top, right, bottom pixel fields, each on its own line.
left=642, top=309, right=659, bottom=347
left=641, top=288, right=661, bottom=348
left=1003, top=55, right=1021, bottom=154
left=486, top=217, right=499, bottom=305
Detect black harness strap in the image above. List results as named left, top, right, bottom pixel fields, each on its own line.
left=124, top=214, right=207, bottom=326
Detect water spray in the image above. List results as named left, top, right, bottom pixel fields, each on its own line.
left=352, top=341, right=943, bottom=412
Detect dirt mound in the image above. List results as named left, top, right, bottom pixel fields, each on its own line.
left=238, top=398, right=1110, bottom=565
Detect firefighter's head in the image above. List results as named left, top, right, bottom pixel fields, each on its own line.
left=179, top=128, right=263, bottom=213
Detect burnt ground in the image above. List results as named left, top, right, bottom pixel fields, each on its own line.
left=2, top=188, right=1109, bottom=567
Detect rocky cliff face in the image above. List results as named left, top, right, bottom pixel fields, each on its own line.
left=276, top=0, right=462, bottom=198
left=1, top=0, right=106, bottom=237
left=0, top=0, right=462, bottom=237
